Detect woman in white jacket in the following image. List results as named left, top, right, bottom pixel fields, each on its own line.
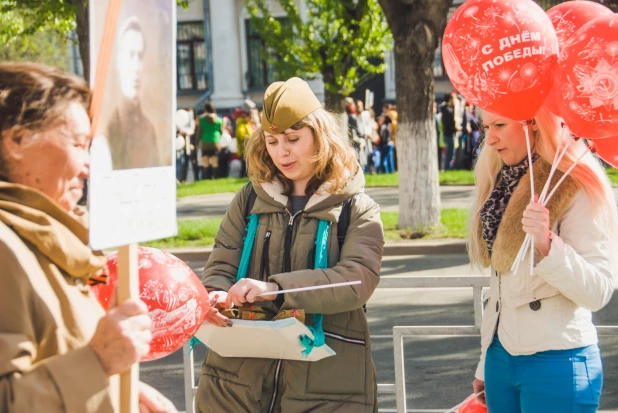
left=468, top=107, right=617, bottom=413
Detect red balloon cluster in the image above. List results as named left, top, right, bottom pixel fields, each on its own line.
left=443, top=0, right=618, bottom=166
left=442, top=0, right=559, bottom=121
left=588, top=138, right=618, bottom=169
left=91, top=247, right=210, bottom=361
left=553, top=13, right=618, bottom=139
left=544, top=1, right=614, bottom=117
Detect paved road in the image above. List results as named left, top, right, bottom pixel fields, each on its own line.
left=176, top=186, right=477, bottom=220
left=177, top=185, right=618, bottom=220
left=141, top=254, right=618, bottom=412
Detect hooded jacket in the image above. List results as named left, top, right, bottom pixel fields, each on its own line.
left=196, top=169, right=384, bottom=413
left=0, top=182, right=115, bottom=412
left=474, top=159, right=616, bottom=380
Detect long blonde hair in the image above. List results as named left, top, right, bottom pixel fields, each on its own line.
left=244, top=108, right=358, bottom=196
left=468, top=106, right=618, bottom=269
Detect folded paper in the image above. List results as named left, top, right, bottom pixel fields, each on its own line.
left=195, top=317, right=336, bottom=361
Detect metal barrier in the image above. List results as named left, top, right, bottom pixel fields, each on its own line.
left=181, top=275, right=487, bottom=412
left=181, top=275, right=617, bottom=413
left=383, top=276, right=618, bottom=413
left=378, top=276, right=489, bottom=413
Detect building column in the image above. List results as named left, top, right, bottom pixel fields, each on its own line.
left=209, top=0, right=245, bottom=109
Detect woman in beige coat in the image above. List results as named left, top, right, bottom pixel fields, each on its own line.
left=195, top=78, right=384, bottom=413
left=469, top=106, right=617, bottom=412
left=0, top=62, right=176, bottom=412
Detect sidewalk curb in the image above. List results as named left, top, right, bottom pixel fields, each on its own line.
left=165, top=239, right=467, bottom=262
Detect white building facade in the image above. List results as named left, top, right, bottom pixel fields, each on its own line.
left=176, top=0, right=460, bottom=112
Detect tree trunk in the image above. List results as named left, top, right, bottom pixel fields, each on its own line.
left=393, top=36, right=441, bottom=230
left=378, top=0, right=452, bottom=230
left=73, top=0, right=90, bottom=80
left=324, top=89, right=346, bottom=114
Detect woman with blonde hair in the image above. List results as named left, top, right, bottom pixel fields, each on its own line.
left=195, top=77, right=384, bottom=413
left=469, top=106, right=617, bottom=412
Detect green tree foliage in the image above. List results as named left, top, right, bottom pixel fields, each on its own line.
left=245, top=0, right=392, bottom=110
left=0, top=0, right=189, bottom=78
left=0, top=2, right=75, bottom=69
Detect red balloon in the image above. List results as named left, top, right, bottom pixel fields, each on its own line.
left=442, top=0, right=559, bottom=121
left=91, top=247, right=210, bottom=361
left=555, top=14, right=618, bottom=139
left=457, top=394, right=487, bottom=413
left=544, top=1, right=613, bottom=116
left=588, top=138, right=618, bottom=169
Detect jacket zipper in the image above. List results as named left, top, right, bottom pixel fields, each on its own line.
left=260, top=231, right=272, bottom=279
left=268, top=359, right=283, bottom=413
left=283, top=210, right=302, bottom=273
left=269, top=211, right=299, bottom=413
left=324, top=331, right=366, bottom=346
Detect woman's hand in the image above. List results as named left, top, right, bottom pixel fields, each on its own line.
left=522, top=194, right=551, bottom=258
left=226, top=279, right=279, bottom=308
left=89, top=299, right=152, bottom=377
left=472, top=379, right=486, bottom=406
left=204, top=291, right=232, bottom=327
left=138, top=382, right=179, bottom=413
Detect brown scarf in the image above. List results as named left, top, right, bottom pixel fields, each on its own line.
left=0, top=181, right=107, bottom=283
left=476, top=158, right=580, bottom=271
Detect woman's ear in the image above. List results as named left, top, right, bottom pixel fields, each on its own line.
left=2, top=127, right=27, bottom=162
left=530, top=118, right=539, bottom=133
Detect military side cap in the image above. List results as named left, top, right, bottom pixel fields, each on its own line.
left=261, top=77, right=322, bottom=133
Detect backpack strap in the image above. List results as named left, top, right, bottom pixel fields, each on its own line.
left=245, top=186, right=258, bottom=223
left=237, top=185, right=259, bottom=282
left=336, top=196, right=355, bottom=252
left=337, top=196, right=367, bottom=313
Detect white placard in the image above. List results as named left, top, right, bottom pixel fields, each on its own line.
left=89, top=0, right=177, bottom=250
left=195, top=318, right=336, bottom=362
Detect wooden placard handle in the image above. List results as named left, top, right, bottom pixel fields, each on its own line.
left=117, top=244, right=139, bottom=412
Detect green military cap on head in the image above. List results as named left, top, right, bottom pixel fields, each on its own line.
left=261, top=77, right=322, bottom=133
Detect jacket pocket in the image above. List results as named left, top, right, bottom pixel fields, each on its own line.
left=305, top=332, right=367, bottom=395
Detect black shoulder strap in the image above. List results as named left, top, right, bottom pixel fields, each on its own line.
left=244, top=185, right=257, bottom=223
left=337, top=196, right=355, bottom=251
left=337, top=196, right=367, bottom=313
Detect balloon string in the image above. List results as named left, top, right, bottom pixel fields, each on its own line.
left=544, top=147, right=589, bottom=204
left=523, top=121, right=535, bottom=276
left=512, top=131, right=573, bottom=273
left=512, top=141, right=588, bottom=276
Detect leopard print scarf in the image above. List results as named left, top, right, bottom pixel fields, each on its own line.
left=480, top=154, right=538, bottom=256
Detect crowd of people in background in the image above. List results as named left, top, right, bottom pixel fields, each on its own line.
left=435, top=90, right=481, bottom=171
left=175, top=90, right=481, bottom=183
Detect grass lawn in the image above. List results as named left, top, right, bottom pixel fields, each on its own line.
left=365, top=171, right=475, bottom=187
left=176, top=171, right=476, bottom=198
left=381, top=209, right=469, bottom=242
left=177, top=177, right=249, bottom=198
left=144, top=218, right=221, bottom=249
left=143, top=208, right=469, bottom=249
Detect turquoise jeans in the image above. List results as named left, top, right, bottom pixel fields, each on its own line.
left=485, top=336, right=603, bottom=413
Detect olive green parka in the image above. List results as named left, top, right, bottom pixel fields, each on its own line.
left=196, top=169, right=384, bottom=413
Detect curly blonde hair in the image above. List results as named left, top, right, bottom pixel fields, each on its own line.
left=244, top=108, right=358, bottom=197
